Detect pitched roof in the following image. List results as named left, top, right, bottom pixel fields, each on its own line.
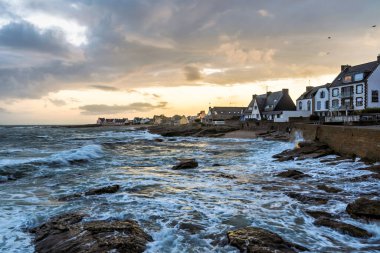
left=209, top=107, right=245, bottom=120
left=296, top=84, right=329, bottom=101
left=330, top=61, right=379, bottom=88
left=244, top=89, right=296, bottom=114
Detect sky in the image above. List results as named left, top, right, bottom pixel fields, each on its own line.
left=0, top=0, right=379, bottom=124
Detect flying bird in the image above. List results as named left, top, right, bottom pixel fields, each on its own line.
left=372, top=25, right=376, bottom=28
left=328, top=36, right=331, bottom=39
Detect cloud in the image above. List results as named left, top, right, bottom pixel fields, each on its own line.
left=183, top=66, right=201, bottom=81
left=89, top=85, right=119, bottom=91
left=0, top=107, right=7, bottom=113
left=49, top=98, right=66, bottom=106
left=79, top=102, right=168, bottom=115
left=257, top=9, right=273, bottom=17
left=0, top=21, right=69, bottom=54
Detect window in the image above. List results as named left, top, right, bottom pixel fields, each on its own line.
left=320, top=91, right=325, bottom=98
left=307, top=100, right=311, bottom=111
left=343, top=75, right=352, bottom=83
left=317, top=101, right=321, bottom=110
left=332, top=88, right=339, bottom=97
left=372, top=90, right=379, bottom=103
left=341, top=86, right=353, bottom=97
left=298, top=101, right=302, bottom=110
left=356, top=97, right=363, bottom=107
left=277, top=114, right=281, bottom=118
left=356, top=84, right=363, bottom=94
left=354, top=73, right=364, bottom=81
left=254, top=106, right=258, bottom=110
left=332, top=99, right=339, bottom=108
left=256, top=114, right=259, bottom=118
left=325, top=100, right=329, bottom=110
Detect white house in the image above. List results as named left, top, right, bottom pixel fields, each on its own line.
left=314, top=84, right=330, bottom=117
left=329, top=55, right=380, bottom=114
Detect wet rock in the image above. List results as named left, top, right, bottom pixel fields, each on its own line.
left=227, top=227, right=307, bottom=253
left=178, top=222, right=205, bottom=234
left=58, top=185, right=120, bottom=201
left=153, top=138, right=164, bottom=142
left=172, top=159, right=198, bottom=170
left=316, top=185, right=342, bottom=193
left=276, top=170, right=310, bottom=180
left=217, top=173, right=237, bottom=179
left=30, top=212, right=153, bottom=253
left=273, top=141, right=334, bottom=162
left=305, top=210, right=333, bottom=219
left=286, top=192, right=328, bottom=205
left=84, top=184, right=120, bottom=196
left=212, top=163, right=222, bottom=167
left=314, top=218, right=371, bottom=238
left=346, top=198, right=380, bottom=220
left=358, top=165, right=380, bottom=174
left=149, top=125, right=238, bottom=137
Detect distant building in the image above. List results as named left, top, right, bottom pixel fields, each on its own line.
left=153, top=115, right=171, bottom=125
left=206, top=107, right=245, bottom=125
left=96, top=118, right=129, bottom=125
left=243, top=89, right=298, bottom=122
left=197, top=110, right=206, bottom=122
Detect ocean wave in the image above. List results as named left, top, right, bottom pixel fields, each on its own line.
left=45, top=144, right=104, bottom=165
left=0, top=145, right=104, bottom=169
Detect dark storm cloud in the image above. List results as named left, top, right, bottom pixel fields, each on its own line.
left=183, top=66, right=201, bottom=81
left=79, top=102, right=168, bottom=115
left=89, top=85, right=119, bottom=91
left=0, top=0, right=380, bottom=99
left=0, top=21, right=68, bottom=54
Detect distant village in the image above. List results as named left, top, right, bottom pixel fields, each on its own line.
left=97, top=55, right=380, bottom=126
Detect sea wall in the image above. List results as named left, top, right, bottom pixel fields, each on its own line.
left=293, top=124, right=380, bottom=161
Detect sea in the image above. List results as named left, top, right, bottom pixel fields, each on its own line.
left=0, top=126, right=379, bottom=252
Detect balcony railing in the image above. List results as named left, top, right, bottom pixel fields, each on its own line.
left=340, top=92, right=354, bottom=98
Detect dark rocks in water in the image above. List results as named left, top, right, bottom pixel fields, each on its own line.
left=168, top=138, right=177, bottom=141
left=212, top=163, right=222, bottom=167
left=314, top=218, right=371, bottom=238
left=358, top=165, right=380, bottom=174
left=227, top=227, right=307, bottom=253
left=58, top=185, right=120, bottom=201
left=153, top=138, right=164, bottom=142
left=273, top=141, right=334, bottom=162
left=305, top=210, right=333, bottom=219
left=316, top=184, right=342, bottom=193
left=84, top=184, right=120, bottom=196
left=30, top=212, right=153, bottom=253
left=149, top=125, right=238, bottom=137
left=348, top=174, right=380, bottom=182
left=178, top=222, right=205, bottom=234
left=172, top=159, right=198, bottom=170
left=346, top=198, right=380, bottom=220
left=276, top=170, right=310, bottom=180
left=217, top=173, right=237, bottom=179
left=286, top=192, right=328, bottom=205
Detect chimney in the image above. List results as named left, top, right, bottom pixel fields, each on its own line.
left=282, top=88, right=289, bottom=94
left=377, top=54, right=380, bottom=63
left=341, top=64, right=351, bottom=72
left=266, top=91, right=272, bottom=97
left=252, top=94, right=257, bottom=99
left=306, top=86, right=313, bottom=92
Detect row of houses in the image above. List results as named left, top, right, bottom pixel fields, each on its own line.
left=96, top=117, right=151, bottom=125
left=206, top=55, right=380, bottom=125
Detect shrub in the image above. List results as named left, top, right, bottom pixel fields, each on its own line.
left=361, top=108, right=380, bottom=114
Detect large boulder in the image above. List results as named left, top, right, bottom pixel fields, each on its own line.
left=346, top=198, right=380, bottom=220
left=227, top=227, right=307, bottom=253
left=273, top=141, right=334, bottom=162
left=314, top=218, right=371, bottom=238
left=58, top=185, right=120, bottom=201
left=30, top=213, right=153, bottom=253
left=276, top=170, right=310, bottom=180
left=305, top=210, right=333, bottom=219
left=358, top=165, right=380, bottom=174
left=172, top=159, right=198, bottom=170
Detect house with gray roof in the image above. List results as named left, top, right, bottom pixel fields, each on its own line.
left=206, top=106, right=246, bottom=125
left=296, top=84, right=330, bottom=117
left=243, top=89, right=298, bottom=122
left=329, top=55, right=380, bottom=114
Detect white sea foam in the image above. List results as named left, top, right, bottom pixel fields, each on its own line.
left=46, top=144, right=103, bottom=165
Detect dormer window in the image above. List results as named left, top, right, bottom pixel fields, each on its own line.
left=343, top=75, right=352, bottom=83
left=354, top=73, right=364, bottom=81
